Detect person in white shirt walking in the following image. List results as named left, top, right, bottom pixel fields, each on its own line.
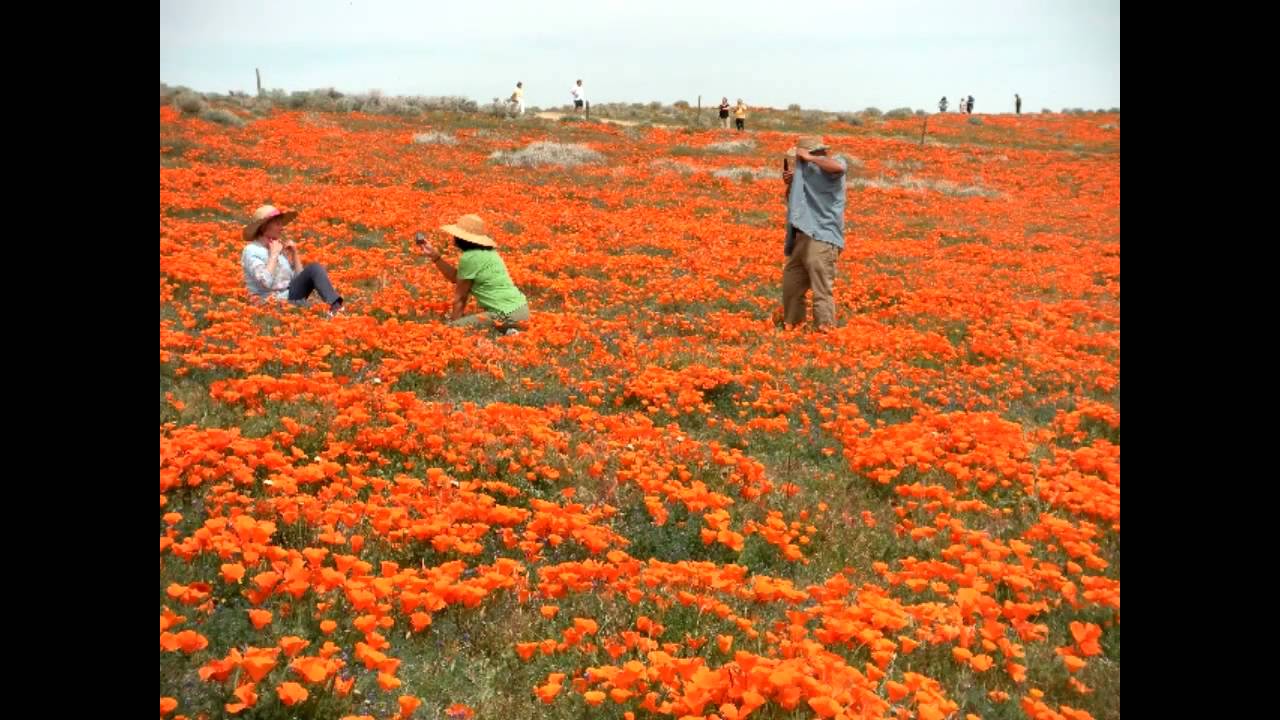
left=571, top=79, right=586, bottom=114
left=510, top=81, right=525, bottom=115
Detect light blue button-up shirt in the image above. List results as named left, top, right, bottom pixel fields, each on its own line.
left=785, top=155, right=847, bottom=255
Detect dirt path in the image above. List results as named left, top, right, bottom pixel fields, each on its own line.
left=533, top=111, right=677, bottom=129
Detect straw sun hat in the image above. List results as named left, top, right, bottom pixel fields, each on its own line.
left=783, top=136, right=829, bottom=160
left=440, top=214, right=497, bottom=247
left=243, top=205, right=298, bottom=242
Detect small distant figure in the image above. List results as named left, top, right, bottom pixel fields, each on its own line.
left=510, top=81, right=524, bottom=115
left=939, top=96, right=948, bottom=112
left=1015, top=93, right=1022, bottom=115
left=967, top=96, right=975, bottom=114
left=571, top=79, right=585, bottom=114
left=734, top=99, right=748, bottom=131
left=719, top=97, right=731, bottom=129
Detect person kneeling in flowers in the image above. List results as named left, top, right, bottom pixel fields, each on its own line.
left=417, top=213, right=530, bottom=331
left=241, top=205, right=344, bottom=315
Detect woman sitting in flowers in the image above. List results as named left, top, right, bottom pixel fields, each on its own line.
left=240, top=205, right=344, bottom=315
left=417, top=213, right=530, bottom=332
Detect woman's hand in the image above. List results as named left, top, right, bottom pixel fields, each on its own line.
left=420, top=243, right=441, bottom=261
left=267, top=239, right=284, bottom=258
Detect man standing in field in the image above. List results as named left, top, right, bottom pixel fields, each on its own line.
left=781, top=136, right=847, bottom=330
left=511, top=81, right=525, bottom=115
left=571, top=79, right=586, bottom=114
left=1015, top=93, right=1022, bottom=115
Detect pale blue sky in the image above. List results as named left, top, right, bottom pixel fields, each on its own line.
left=160, top=0, right=1119, bottom=112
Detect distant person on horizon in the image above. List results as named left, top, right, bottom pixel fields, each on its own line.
left=1015, top=93, right=1022, bottom=115
left=719, top=97, right=731, bottom=129
left=967, top=96, right=975, bottom=114
left=734, top=99, right=748, bottom=131
left=511, top=81, right=525, bottom=115
left=571, top=79, right=586, bottom=114
left=939, top=96, right=948, bottom=112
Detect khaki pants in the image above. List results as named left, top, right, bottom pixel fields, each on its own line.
left=451, top=303, right=530, bottom=329
left=782, top=231, right=839, bottom=328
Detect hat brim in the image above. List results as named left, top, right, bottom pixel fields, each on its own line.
left=786, top=144, right=828, bottom=158
left=440, top=224, right=497, bottom=247
left=243, top=210, right=298, bottom=241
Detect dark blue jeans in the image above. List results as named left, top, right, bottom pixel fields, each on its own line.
left=288, top=263, right=342, bottom=309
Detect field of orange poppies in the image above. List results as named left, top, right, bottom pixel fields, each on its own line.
left=161, top=104, right=1119, bottom=720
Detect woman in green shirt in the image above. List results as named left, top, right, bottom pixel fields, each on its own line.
left=418, top=213, right=530, bottom=331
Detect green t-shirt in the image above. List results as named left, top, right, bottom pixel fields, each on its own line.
left=457, top=250, right=527, bottom=315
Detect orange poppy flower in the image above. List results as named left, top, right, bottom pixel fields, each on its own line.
left=276, top=681, right=309, bottom=706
